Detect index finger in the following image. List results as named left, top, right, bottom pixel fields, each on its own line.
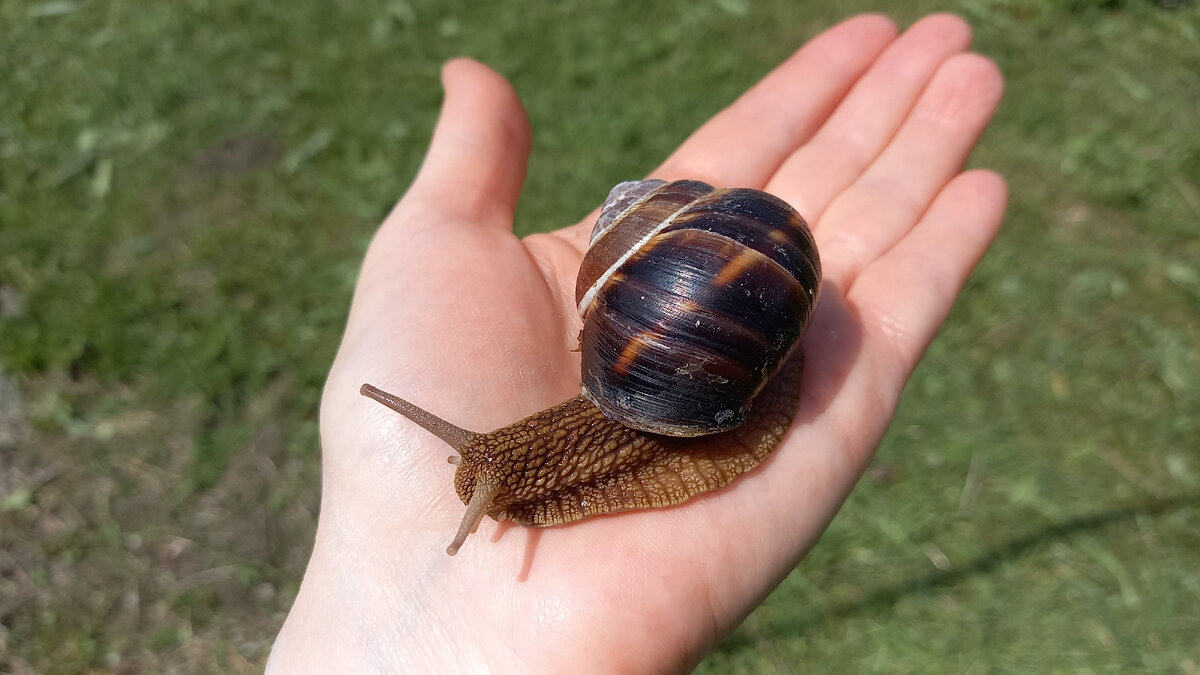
left=655, top=13, right=897, bottom=187
left=553, top=13, right=897, bottom=244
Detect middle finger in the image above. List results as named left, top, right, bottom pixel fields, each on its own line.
left=765, top=13, right=974, bottom=223
left=812, top=52, right=1003, bottom=290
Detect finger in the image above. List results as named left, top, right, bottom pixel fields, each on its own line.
left=551, top=14, right=898, bottom=247
left=402, top=58, right=532, bottom=230
left=760, top=170, right=1006, bottom=500
left=765, top=13, right=973, bottom=223
left=653, top=13, right=898, bottom=188
left=815, top=52, right=1004, bottom=290
left=850, top=169, right=1008, bottom=385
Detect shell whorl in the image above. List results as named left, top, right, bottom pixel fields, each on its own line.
left=587, top=179, right=668, bottom=246
left=573, top=179, right=821, bottom=437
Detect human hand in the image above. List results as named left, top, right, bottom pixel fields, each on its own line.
left=269, top=13, right=1006, bottom=673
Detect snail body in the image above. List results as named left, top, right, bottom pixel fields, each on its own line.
left=361, top=179, right=821, bottom=554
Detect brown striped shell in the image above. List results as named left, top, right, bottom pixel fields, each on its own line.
left=359, top=180, right=821, bottom=555
left=575, top=179, right=821, bottom=436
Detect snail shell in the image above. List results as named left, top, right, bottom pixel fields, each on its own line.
left=360, top=179, right=821, bottom=554
left=576, top=179, right=820, bottom=436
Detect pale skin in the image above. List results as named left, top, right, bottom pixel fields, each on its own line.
left=268, top=13, right=1008, bottom=674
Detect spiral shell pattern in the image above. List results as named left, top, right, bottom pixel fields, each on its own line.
left=574, top=179, right=821, bottom=436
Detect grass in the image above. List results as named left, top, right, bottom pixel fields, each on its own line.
left=1, top=0, right=1198, bottom=672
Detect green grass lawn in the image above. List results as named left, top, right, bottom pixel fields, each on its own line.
left=2, top=0, right=1198, bottom=672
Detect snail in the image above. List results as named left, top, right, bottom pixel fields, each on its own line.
left=361, top=179, right=821, bottom=555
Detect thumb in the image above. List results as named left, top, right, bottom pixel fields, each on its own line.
left=403, top=58, right=532, bottom=230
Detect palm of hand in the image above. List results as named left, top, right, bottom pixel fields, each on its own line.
left=272, top=14, right=1007, bottom=673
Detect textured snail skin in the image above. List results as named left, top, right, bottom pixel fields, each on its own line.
left=455, top=349, right=802, bottom=528
left=360, top=180, right=820, bottom=554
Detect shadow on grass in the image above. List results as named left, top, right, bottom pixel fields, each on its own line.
left=725, top=493, right=1200, bottom=649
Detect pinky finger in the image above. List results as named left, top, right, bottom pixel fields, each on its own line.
left=847, top=169, right=1008, bottom=385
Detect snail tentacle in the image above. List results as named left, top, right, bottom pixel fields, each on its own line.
left=447, top=479, right=501, bottom=556
left=359, top=383, right=474, bottom=452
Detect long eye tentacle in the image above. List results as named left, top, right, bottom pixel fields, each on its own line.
left=359, top=384, right=474, bottom=452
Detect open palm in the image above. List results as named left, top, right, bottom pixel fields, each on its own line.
left=270, top=13, right=1007, bottom=673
